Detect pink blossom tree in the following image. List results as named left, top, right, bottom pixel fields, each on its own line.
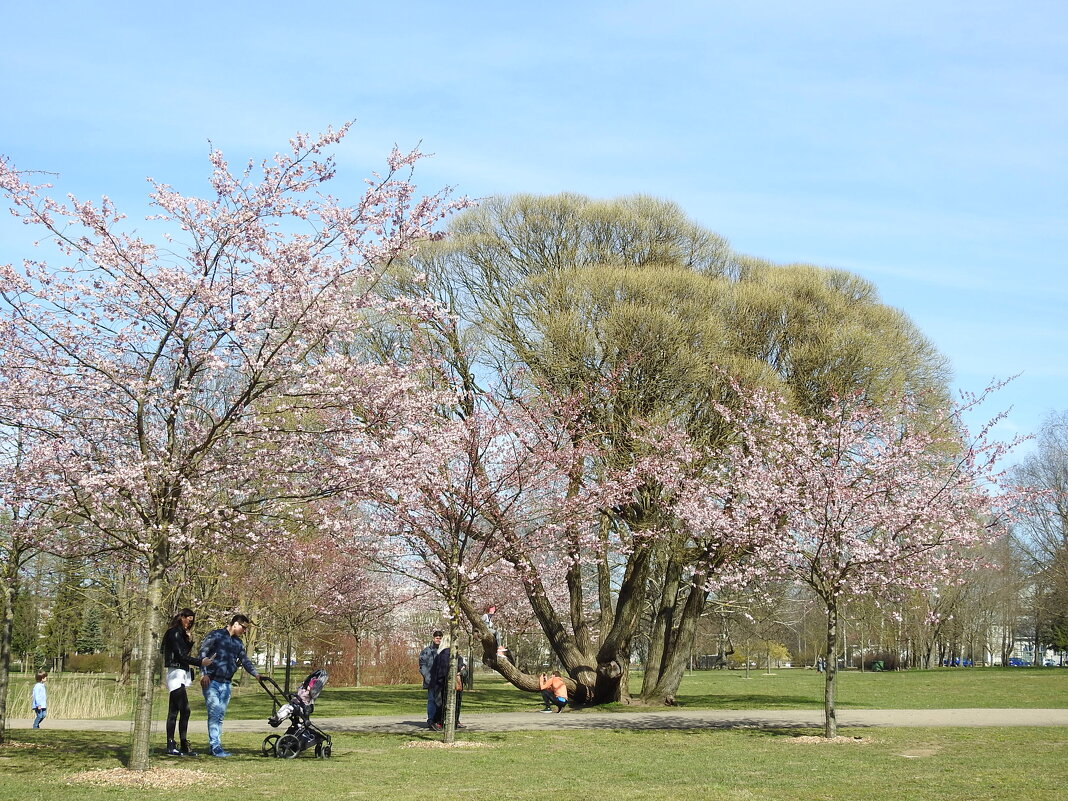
left=0, top=316, right=69, bottom=744
left=0, top=424, right=53, bottom=745
left=678, top=383, right=1026, bottom=737
left=320, top=561, right=415, bottom=689
left=369, top=359, right=699, bottom=709
left=0, top=126, right=463, bottom=768
left=356, top=383, right=544, bottom=740
left=239, top=527, right=412, bottom=692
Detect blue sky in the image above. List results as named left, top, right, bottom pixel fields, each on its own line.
left=2, top=1, right=1065, bottom=456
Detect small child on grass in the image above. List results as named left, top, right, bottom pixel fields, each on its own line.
left=31, top=672, right=47, bottom=729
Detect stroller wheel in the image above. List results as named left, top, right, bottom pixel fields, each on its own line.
left=315, top=741, right=332, bottom=759
left=276, top=733, right=301, bottom=759
left=261, top=734, right=279, bottom=757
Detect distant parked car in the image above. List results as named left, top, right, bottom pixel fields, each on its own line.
left=1007, top=657, right=1031, bottom=667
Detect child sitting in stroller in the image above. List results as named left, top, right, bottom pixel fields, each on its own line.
left=260, top=669, right=333, bottom=759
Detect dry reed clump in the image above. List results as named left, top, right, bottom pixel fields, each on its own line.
left=8, top=674, right=129, bottom=719
left=67, top=767, right=231, bottom=789
left=403, top=740, right=496, bottom=749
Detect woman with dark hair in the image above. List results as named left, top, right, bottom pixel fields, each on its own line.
left=161, top=608, right=212, bottom=756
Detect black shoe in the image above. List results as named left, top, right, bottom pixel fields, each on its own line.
left=180, top=743, right=199, bottom=757
left=165, top=741, right=181, bottom=757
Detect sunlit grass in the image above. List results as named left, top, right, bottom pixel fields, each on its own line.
left=669, top=665, right=1068, bottom=710
left=7, top=665, right=1065, bottom=721
left=1, top=726, right=1065, bottom=801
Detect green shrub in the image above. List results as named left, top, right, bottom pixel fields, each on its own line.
left=65, top=653, right=119, bottom=673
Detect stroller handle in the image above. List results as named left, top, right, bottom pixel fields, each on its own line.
left=258, top=674, right=288, bottom=700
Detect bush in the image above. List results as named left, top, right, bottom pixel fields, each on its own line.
left=296, top=634, right=421, bottom=686
left=852, top=651, right=900, bottom=671
left=65, top=653, right=119, bottom=673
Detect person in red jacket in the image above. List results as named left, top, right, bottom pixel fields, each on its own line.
left=539, top=671, right=568, bottom=713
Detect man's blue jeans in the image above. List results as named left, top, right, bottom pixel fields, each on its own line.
left=32, top=708, right=46, bottom=728
left=426, top=688, right=437, bottom=724
left=202, top=679, right=232, bottom=750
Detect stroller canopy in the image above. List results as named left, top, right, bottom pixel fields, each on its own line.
left=300, top=669, right=328, bottom=703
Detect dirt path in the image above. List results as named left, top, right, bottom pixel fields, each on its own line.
left=9, top=707, right=1068, bottom=734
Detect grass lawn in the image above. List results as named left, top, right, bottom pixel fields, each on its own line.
left=1, top=726, right=1066, bottom=801
left=669, top=665, right=1068, bottom=710
left=6, top=666, right=1066, bottom=721
left=259, top=666, right=1068, bottom=719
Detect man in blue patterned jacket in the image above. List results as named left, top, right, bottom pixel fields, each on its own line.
left=199, top=614, right=262, bottom=757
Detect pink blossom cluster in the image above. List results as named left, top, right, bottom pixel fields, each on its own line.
left=675, top=381, right=1029, bottom=604
left=0, top=126, right=468, bottom=566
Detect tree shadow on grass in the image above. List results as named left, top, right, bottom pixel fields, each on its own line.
left=1, top=730, right=129, bottom=774
left=604, top=726, right=839, bottom=738
left=537, top=715, right=820, bottom=731
left=674, top=693, right=823, bottom=710
left=299, top=684, right=537, bottom=716
left=586, top=721, right=875, bottom=737
left=223, top=684, right=425, bottom=718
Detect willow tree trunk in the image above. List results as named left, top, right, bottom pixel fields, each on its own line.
left=129, top=555, right=165, bottom=771
left=823, top=599, right=840, bottom=738
left=642, top=545, right=684, bottom=693
left=640, top=571, right=708, bottom=704
left=459, top=552, right=642, bottom=706
left=473, top=478, right=655, bottom=705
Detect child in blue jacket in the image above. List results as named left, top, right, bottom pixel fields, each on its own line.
left=31, top=672, right=47, bottom=728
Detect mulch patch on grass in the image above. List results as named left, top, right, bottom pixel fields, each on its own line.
left=0, top=741, right=50, bottom=750
left=67, top=767, right=232, bottom=789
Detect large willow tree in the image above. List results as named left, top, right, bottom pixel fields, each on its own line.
left=391, top=192, right=950, bottom=705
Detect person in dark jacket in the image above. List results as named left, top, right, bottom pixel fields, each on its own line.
left=198, top=614, right=261, bottom=757
left=161, top=608, right=213, bottom=756
left=430, top=642, right=466, bottom=730
left=418, top=630, right=443, bottom=728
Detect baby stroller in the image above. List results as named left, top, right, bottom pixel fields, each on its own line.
left=260, top=669, right=333, bottom=759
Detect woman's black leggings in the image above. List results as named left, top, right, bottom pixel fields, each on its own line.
left=166, top=686, right=191, bottom=741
